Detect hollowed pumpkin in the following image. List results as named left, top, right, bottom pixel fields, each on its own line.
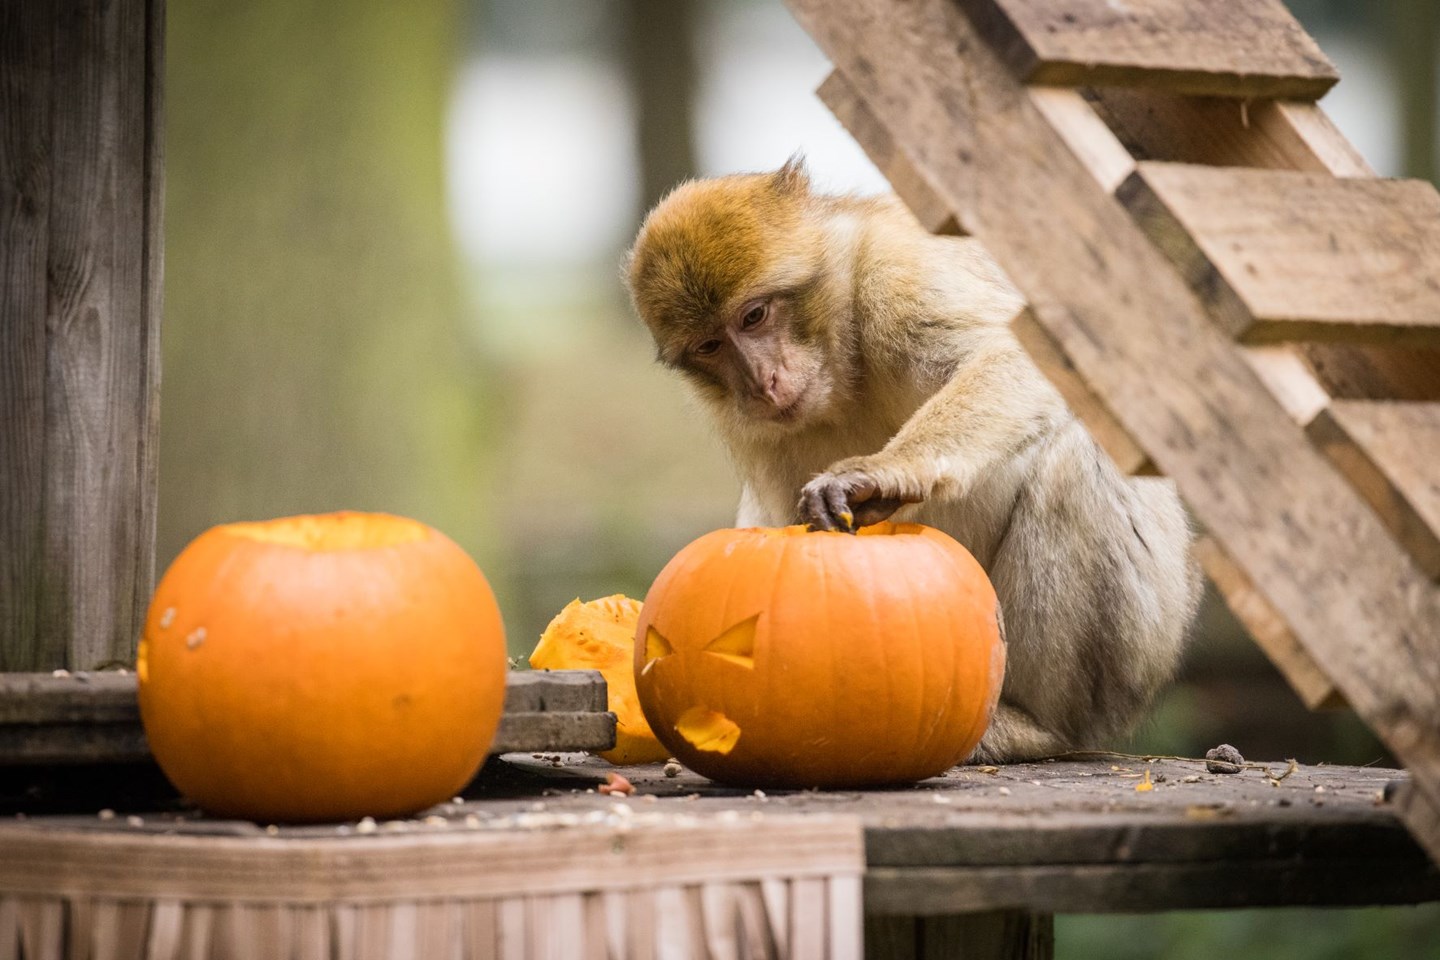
left=137, top=512, right=507, bottom=822
left=529, top=595, right=670, bottom=765
left=635, top=523, right=1005, bottom=788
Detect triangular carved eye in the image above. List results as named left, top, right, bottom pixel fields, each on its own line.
left=702, top=614, right=758, bottom=669
left=643, top=627, right=674, bottom=671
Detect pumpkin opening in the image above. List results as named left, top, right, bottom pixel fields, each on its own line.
left=701, top=614, right=758, bottom=669
left=675, top=707, right=742, bottom=754
left=644, top=626, right=674, bottom=662
left=219, top=512, right=430, bottom=551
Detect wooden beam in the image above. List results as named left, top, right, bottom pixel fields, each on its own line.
left=785, top=0, right=1440, bottom=832
left=0, top=0, right=165, bottom=671
left=1076, top=87, right=1440, bottom=403
left=0, top=670, right=618, bottom=764
left=1193, top=536, right=1344, bottom=711
left=1118, top=163, right=1440, bottom=347
left=1307, top=402, right=1440, bottom=581
left=957, top=0, right=1338, bottom=100
left=817, top=71, right=961, bottom=235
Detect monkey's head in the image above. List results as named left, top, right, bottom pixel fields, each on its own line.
left=624, top=158, right=851, bottom=433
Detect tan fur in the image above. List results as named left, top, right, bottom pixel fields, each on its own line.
left=625, top=161, right=1202, bottom=762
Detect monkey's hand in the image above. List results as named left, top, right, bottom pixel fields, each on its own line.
left=798, top=458, right=925, bottom=533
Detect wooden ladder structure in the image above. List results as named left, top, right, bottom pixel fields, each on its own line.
left=788, top=0, right=1440, bottom=865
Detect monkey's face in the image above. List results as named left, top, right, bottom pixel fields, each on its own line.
left=626, top=165, right=843, bottom=432
left=666, top=291, right=834, bottom=428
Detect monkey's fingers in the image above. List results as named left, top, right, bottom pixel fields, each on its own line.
left=851, top=496, right=906, bottom=528
left=823, top=483, right=857, bottom=533
left=798, top=485, right=841, bottom=532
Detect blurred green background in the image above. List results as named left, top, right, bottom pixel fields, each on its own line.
left=161, top=0, right=1439, bottom=954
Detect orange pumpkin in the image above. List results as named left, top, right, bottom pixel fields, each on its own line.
left=137, top=512, right=507, bottom=822
left=529, top=595, right=669, bottom=765
left=635, top=523, right=1004, bottom=788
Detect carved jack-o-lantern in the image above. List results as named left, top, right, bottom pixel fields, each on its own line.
left=634, top=523, right=1005, bottom=788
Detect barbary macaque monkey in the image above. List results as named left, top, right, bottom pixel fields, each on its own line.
left=624, top=158, right=1200, bottom=762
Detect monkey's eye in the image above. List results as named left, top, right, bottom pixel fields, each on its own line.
left=694, top=339, right=723, bottom=357
left=740, top=302, right=768, bottom=329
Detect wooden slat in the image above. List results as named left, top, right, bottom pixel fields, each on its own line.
left=785, top=0, right=1440, bottom=843
left=1193, top=536, right=1343, bottom=711
left=1027, top=88, right=1135, bottom=193
left=816, top=72, right=960, bottom=235
left=1118, top=162, right=1440, bottom=347
left=0, top=0, right=165, bottom=672
left=1307, top=402, right=1440, bottom=581
left=0, top=670, right=616, bottom=765
left=1076, top=87, right=1440, bottom=404
left=958, top=0, right=1337, bottom=99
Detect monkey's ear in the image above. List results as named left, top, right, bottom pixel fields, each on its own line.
left=771, top=153, right=811, bottom=196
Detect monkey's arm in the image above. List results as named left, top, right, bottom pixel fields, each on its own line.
left=800, top=329, right=1067, bottom=531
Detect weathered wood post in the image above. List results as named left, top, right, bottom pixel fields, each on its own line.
left=0, top=0, right=165, bottom=671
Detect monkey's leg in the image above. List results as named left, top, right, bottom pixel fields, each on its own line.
left=966, top=703, right=1073, bottom=765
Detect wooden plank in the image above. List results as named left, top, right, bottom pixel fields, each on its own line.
left=0, top=670, right=616, bottom=764
left=1193, top=536, right=1343, bottom=711
left=817, top=72, right=960, bottom=235
left=0, top=0, right=54, bottom=673
left=1118, top=162, right=1440, bottom=347
left=1009, top=308, right=1152, bottom=475
left=0, top=0, right=165, bottom=672
left=1077, top=87, right=1440, bottom=404
left=1083, top=91, right=1370, bottom=176
left=958, top=0, right=1337, bottom=99
left=1394, top=780, right=1440, bottom=868
left=1306, top=402, right=1440, bottom=581
left=1027, top=88, right=1134, bottom=193
left=784, top=0, right=1440, bottom=839
left=0, top=816, right=865, bottom=905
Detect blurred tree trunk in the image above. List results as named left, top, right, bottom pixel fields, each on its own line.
left=622, top=0, right=699, bottom=216
left=162, top=0, right=497, bottom=570
left=1390, top=0, right=1437, bottom=183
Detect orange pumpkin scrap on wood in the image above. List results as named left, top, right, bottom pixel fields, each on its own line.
left=529, top=595, right=670, bottom=764
left=137, top=512, right=508, bottom=823
left=635, top=523, right=1005, bottom=788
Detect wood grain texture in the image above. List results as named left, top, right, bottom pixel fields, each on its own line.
left=1306, top=402, right=1440, bottom=581
left=959, top=0, right=1337, bottom=99
left=817, top=72, right=961, bottom=235
left=784, top=0, right=1440, bottom=833
left=1118, top=162, right=1440, bottom=347
left=1077, top=87, right=1440, bottom=404
left=0, top=0, right=165, bottom=671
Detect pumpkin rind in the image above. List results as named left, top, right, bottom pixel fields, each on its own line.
left=137, top=512, right=507, bottom=823
left=530, top=595, right=670, bottom=765
left=634, top=523, right=1004, bottom=788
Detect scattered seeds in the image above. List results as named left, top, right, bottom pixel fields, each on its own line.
left=1181, top=775, right=1202, bottom=784
left=126, top=815, right=144, bottom=828
left=160, top=607, right=176, bottom=629
left=51, top=669, right=70, bottom=678
left=975, top=766, right=1000, bottom=775
left=185, top=628, right=207, bottom=650
left=356, top=817, right=378, bottom=834
left=663, top=761, right=683, bottom=778
left=997, top=787, right=1011, bottom=796
left=265, top=825, right=280, bottom=836
left=1135, top=768, right=1155, bottom=793
left=98, top=809, right=116, bottom=821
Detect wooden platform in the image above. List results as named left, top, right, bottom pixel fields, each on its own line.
left=0, top=756, right=1434, bottom=958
